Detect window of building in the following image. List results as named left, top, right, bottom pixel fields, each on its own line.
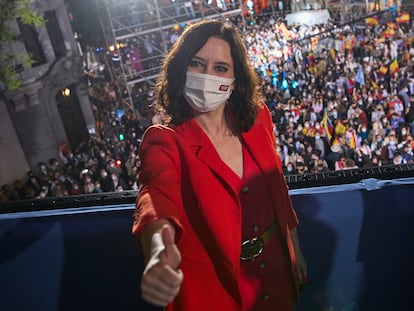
left=17, top=18, right=46, bottom=66
left=44, top=10, right=66, bottom=59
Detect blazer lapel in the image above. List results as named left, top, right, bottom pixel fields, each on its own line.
left=177, top=118, right=241, bottom=202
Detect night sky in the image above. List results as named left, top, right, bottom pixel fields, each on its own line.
left=67, top=0, right=105, bottom=47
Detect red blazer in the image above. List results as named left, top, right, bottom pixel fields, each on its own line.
left=133, top=104, right=299, bottom=310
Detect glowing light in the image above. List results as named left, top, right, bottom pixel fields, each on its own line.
left=62, top=87, right=71, bottom=97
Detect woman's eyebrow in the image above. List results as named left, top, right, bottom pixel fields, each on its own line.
left=215, top=61, right=231, bottom=67
left=191, top=56, right=204, bottom=62
left=192, top=56, right=231, bottom=67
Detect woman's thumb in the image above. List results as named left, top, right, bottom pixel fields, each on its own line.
left=160, top=225, right=181, bottom=269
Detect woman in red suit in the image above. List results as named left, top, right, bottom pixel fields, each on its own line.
left=132, top=20, right=307, bottom=310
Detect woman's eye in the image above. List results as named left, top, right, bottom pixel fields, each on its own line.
left=188, top=60, right=204, bottom=68
left=216, top=66, right=228, bottom=73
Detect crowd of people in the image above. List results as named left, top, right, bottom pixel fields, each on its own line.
left=245, top=11, right=414, bottom=175
left=1, top=9, right=414, bottom=203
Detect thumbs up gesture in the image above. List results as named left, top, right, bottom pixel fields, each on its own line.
left=141, top=225, right=184, bottom=306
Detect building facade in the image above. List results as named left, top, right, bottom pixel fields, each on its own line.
left=0, top=0, right=95, bottom=186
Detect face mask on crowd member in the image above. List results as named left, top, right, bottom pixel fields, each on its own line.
left=183, top=72, right=234, bottom=112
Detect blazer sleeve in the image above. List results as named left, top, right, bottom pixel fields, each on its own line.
left=132, top=125, right=184, bottom=243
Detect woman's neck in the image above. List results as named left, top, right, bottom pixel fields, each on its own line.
left=193, top=106, right=235, bottom=139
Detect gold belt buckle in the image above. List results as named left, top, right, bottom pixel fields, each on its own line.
left=240, top=237, right=264, bottom=261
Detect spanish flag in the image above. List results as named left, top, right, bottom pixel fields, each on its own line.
left=365, top=16, right=379, bottom=26
left=371, top=80, right=380, bottom=89
left=386, top=22, right=398, bottom=30
left=378, top=65, right=388, bottom=75
left=403, top=48, right=411, bottom=64
left=382, top=28, right=395, bottom=38
left=396, top=12, right=410, bottom=24
left=348, top=131, right=359, bottom=149
left=335, top=120, right=346, bottom=135
left=345, top=38, right=354, bottom=51
left=389, top=59, right=399, bottom=76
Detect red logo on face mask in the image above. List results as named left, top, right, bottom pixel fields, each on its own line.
left=219, top=85, right=230, bottom=91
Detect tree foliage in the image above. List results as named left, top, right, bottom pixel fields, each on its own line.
left=0, top=0, right=44, bottom=90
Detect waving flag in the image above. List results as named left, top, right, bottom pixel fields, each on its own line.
left=382, top=28, right=395, bottom=38
left=355, top=66, right=365, bottom=86
left=322, top=112, right=333, bottom=143
left=335, top=120, right=346, bottom=135
left=365, top=16, right=379, bottom=26
left=348, top=131, right=359, bottom=149
left=389, top=59, right=399, bottom=76
left=396, top=12, right=410, bottom=24
left=371, top=80, right=380, bottom=89
left=378, top=65, right=388, bottom=75
left=386, top=22, right=398, bottom=30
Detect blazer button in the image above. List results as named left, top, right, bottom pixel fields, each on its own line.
left=252, top=224, right=259, bottom=232
left=263, top=294, right=270, bottom=300
left=259, top=262, right=266, bottom=269
left=242, top=186, right=250, bottom=193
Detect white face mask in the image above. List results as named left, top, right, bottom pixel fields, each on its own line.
left=183, top=72, right=234, bottom=112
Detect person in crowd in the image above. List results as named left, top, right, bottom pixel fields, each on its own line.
left=0, top=188, right=8, bottom=203
left=312, top=157, right=330, bottom=173
left=354, top=139, right=372, bottom=168
left=97, top=168, right=113, bottom=192
left=69, top=181, right=83, bottom=195
left=327, top=143, right=343, bottom=170
left=381, top=131, right=399, bottom=164
left=295, top=161, right=308, bottom=174
left=49, top=179, right=67, bottom=197
left=83, top=174, right=96, bottom=194
left=401, top=142, right=413, bottom=163
left=132, top=20, right=307, bottom=310
left=285, top=161, right=297, bottom=174
left=341, top=158, right=359, bottom=170
left=312, top=132, right=330, bottom=160
left=93, top=181, right=104, bottom=193
left=37, top=161, right=52, bottom=186
left=25, top=170, right=43, bottom=198
left=8, top=180, right=28, bottom=201
left=392, top=151, right=407, bottom=165
left=109, top=172, right=129, bottom=192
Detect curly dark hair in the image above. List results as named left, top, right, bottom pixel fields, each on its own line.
left=155, top=19, right=263, bottom=132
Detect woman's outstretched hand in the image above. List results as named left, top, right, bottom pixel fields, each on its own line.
left=141, top=225, right=183, bottom=306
